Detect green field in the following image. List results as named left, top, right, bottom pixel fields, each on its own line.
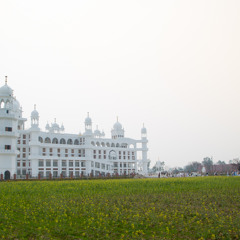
left=0, top=177, right=239, bottom=239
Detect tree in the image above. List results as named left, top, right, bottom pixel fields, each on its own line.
left=216, top=160, right=226, bottom=165
left=184, top=161, right=201, bottom=173
left=202, top=157, right=213, bottom=166
left=202, top=157, right=213, bottom=173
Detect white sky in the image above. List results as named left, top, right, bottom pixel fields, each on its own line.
left=0, top=0, right=240, bottom=168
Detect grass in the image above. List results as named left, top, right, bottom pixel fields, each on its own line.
left=0, top=177, right=239, bottom=239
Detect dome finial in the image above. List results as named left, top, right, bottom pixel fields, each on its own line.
left=34, top=104, right=36, bottom=110
left=5, top=76, right=7, bottom=85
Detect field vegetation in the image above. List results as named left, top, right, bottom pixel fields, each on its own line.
left=0, top=177, right=239, bottom=239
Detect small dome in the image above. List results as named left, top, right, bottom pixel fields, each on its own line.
left=94, top=125, right=101, bottom=136
left=141, top=126, right=147, bottom=134
left=85, top=112, right=92, bottom=125
left=31, top=105, right=39, bottom=118
left=13, top=99, right=20, bottom=110
left=0, top=80, right=13, bottom=97
left=113, top=119, right=122, bottom=130
left=45, top=122, right=50, bottom=130
left=94, top=129, right=101, bottom=135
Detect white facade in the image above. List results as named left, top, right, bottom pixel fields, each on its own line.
left=0, top=78, right=150, bottom=179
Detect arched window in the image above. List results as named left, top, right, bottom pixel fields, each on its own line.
left=74, top=139, right=79, bottom=145
left=106, top=142, right=110, bottom=147
left=121, top=143, right=128, bottom=148
left=67, top=139, right=73, bottom=145
left=111, top=143, right=115, bottom=147
left=52, top=138, right=58, bottom=144
left=44, top=137, right=51, bottom=143
left=5, top=100, right=10, bottom=109
left=116, top=143, right=120, bottom=148
left=60, top=138, right=66, bottom=144
left=38, top=137, right=43, bottom=143
left=96, top=142, right=100, bottom=147
left=91, top=141, right=95, bottom=146
left=0, top=100, right=4, bottom=108
left=101, top=142, right=105, bottom=147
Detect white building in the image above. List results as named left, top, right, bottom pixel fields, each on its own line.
left=0, top=77, right=150, bottom=179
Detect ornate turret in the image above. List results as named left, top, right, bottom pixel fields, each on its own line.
left=84, top=112, right=92, bottom=136
left=31, top=104, right=39, bottom=128
left=111, top=117, right=124, bottom=139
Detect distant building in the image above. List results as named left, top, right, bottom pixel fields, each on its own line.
left=0, top=77, right=150, bottom=179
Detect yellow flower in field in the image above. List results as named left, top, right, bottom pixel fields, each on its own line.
left=211, top=234, right=215, bottom=239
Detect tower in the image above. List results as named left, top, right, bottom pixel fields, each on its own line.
left=140, top=124, right=149, bottom=174
left=84, top=112, right=92, bottom=136
left=29, top=105, right=40, bottom=177
left=0, top=77, right=26, bottom=179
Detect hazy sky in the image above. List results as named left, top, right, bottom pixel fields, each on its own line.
left=0, top=0, right=240, bottom=168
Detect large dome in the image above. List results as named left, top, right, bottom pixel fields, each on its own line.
left=113, top=121, right=122, bottom=130
left=0, top=82, right=13, bottom=97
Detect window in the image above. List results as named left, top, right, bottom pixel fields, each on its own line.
left=95, top=162, right=100, bottom=168
left=58, top=148, right=60, bottom=153
left=75, top=161, right=80, bottom=167
left=22, top=169, right=26, bottom=175
left=17, top=161, right=20, bottom=167
left=53, top=160, right=58, bottom=167
left=23, top=153, right=26, bottom=158
left=69, top=161, right=73, bottom=167
left=23, top=134, right=26, bottom=139
left=22, top=161, right=26, bottom=167
left=53, top=171, right=58, bottom=177
left=5, top=127, right=12, bottom=132
left=46, top=160, right=51, bottom=167
left=43, top=148, right=46, bottom=152
left=81, top=162, right=86, bottom=167
left=38, top=160, right=44, bottom=167
left=23, top=140, right=26, bottom=144
left=5, top=145, right=11, bottom=150
left=23, top=148, right=26, bottom=152
left=62, top=160, right=66, bottom=167
left=50, top=148, right=53, bottom=153
left=65, top=149, right=68, bottom=153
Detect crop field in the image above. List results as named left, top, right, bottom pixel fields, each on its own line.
left=0, top=177, right=240, bottom=240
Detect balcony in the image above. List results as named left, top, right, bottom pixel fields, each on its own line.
left=0, top=131, right=19, bottom=137
left=0, top=149, right=19, bottom=155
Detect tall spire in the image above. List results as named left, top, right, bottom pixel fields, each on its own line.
left=5, top=76, right=7, bottom=85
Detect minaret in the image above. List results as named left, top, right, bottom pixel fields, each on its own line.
left=141, top=124, right=149, bottom=174
left=29, top=105, right=40, bottom=177
left=84, top=112, right=93, bottom=176
left=84, top=112, right=92, bottom=136
left=31, top=104, right=39, bottom=128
